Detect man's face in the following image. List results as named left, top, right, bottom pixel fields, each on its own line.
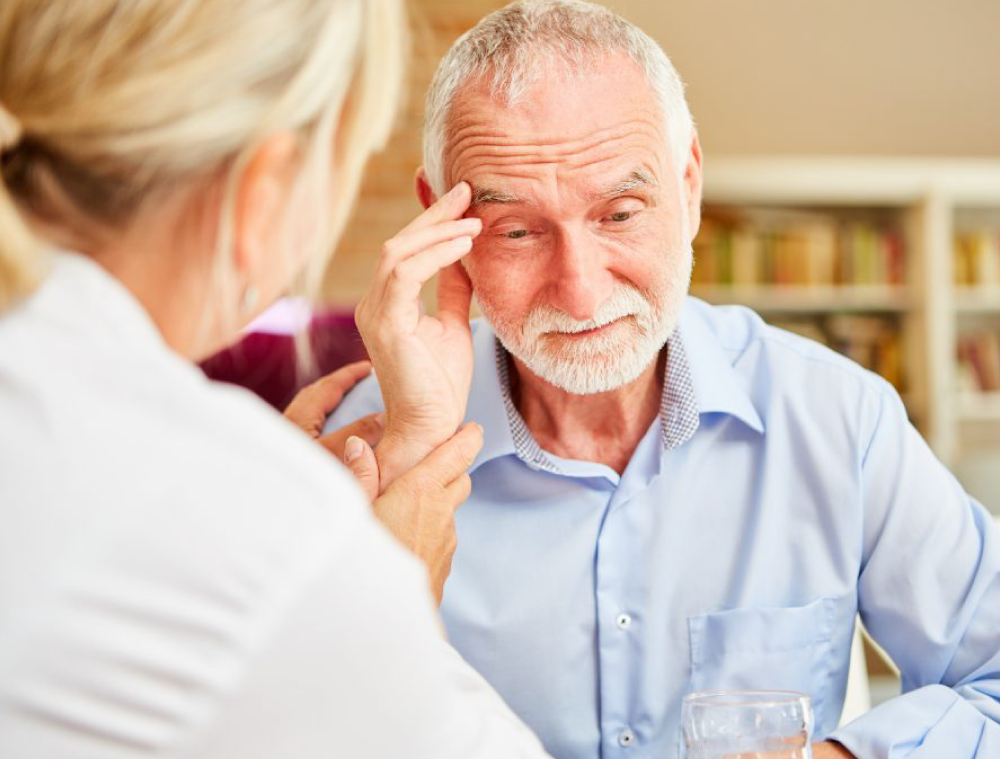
left=442, top=55, right=701, bottom=394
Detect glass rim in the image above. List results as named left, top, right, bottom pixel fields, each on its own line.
left=682, top=689, right=811, bottom=708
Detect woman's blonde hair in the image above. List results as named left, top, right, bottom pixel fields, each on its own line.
left=0, top=0, right=404, bottom=313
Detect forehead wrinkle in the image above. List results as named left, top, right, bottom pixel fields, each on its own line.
left=447, top=121, right=662, bottom=165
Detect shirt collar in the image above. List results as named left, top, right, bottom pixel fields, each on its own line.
left=465, top=301, right=764, bottom=473
left=677, top=297, right=765, bottom=435
left=464, top=321, right=520, bottom=473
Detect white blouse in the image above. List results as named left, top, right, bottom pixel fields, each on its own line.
left=0, top=253, right=548, bottom=759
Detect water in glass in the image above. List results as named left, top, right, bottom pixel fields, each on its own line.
left=681, top=690, right=814, bottom=759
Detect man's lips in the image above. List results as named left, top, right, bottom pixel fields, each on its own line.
left=547, top=315, right=629, bottom=339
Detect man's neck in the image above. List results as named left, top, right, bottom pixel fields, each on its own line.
left=510, top=350, right=665, bottom=475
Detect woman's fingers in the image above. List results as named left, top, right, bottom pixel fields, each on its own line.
left=408, top=422, right=484, bottom=493
left=284, top=360, right=372, bottom=437
left=318, top=411, right=386, bottom=460
left=371, top=422, right=483, bottom=605
left=442, top=472, right=473, bottom=508
left=342, top=435, right=380, bottom=502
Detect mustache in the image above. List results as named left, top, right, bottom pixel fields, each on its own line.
left=521, top=285, right=654, bottom=337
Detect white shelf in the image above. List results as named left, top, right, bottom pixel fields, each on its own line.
left=690, top=285, right=910, bottom=313
left=955, top=287, right=1000, bottom=314
left=957, top=393, right=1000, bottom=422
left=704, top=156, right=1000, bottom=206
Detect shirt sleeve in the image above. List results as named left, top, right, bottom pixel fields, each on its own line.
left=181, top=514, right=551, bottom=759
left=830, top=387, right=1000, bottom=758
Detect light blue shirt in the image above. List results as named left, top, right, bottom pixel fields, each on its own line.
left=325, top=297, right=1000, bottom=759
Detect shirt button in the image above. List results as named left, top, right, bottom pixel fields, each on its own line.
left=619, top=728, right=635, bottom=748
left=616, top=613, right=632, bottom=630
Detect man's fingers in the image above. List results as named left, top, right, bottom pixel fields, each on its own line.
left=398, top=181, right=473, bottom=236
left=284, top=360, right=372, bottom=436
left=342, top=435, right=379, bottom=502
left=380, top=237, right=474, bottom=313
left=378, top=217, right=481, bottom=276
left=412, top=422, right=484, bottom=489
left=437, top=261, right=474, bottom=329
left=319, top=412, right=386, bottom=460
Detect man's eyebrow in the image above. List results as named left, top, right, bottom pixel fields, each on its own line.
left=598, top=169, right=659, bottom=200
left=470, top=186, right=530, bottom=207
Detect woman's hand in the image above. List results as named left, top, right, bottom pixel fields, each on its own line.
left=342, top=423, right=484, bottom=605
left=284, top=360, right=386, bottom=499
left=285, top=361, right=485, bottom=604
left=354, top=182, right=482, bottom=490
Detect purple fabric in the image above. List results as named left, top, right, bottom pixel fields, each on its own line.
left=200, top=311, right=368, bottom=411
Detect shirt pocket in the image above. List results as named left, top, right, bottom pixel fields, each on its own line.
left=686, top=596, right=836, bottom=718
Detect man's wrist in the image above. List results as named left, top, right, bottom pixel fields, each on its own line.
left=373, top=429, right=439, bottom=491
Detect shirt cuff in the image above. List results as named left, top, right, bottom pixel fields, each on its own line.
left=830, top=684, right=996, bottom=758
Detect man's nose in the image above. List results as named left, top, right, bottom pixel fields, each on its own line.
left=547, top=228, right=615, bottom=322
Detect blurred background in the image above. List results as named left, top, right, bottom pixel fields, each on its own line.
left=291, top=0, right=1000, bottom=707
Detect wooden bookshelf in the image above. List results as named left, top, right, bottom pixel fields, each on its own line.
left=700, top=157, right=1000, bottom=512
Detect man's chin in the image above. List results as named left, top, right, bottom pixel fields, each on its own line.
left=519, top=342, right=665, bottom=396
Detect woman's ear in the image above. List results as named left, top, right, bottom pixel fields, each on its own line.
left=415, top=167, right=438, bottom=211
left=233, top=132, right=300, bottom=289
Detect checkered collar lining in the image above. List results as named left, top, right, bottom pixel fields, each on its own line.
left=494, top=329, right=701, bottom=473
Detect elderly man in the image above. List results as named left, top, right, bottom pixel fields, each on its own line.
left=326, top=2, right=1000, bottom=758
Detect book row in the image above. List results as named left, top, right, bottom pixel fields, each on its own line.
left=958, top=330, right=1000, bottom=394
left=693, top=211, right=906, bottom=288
left=955, top=229, right=1000, bottom=288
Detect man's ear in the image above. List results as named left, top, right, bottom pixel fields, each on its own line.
left=415, top=167, right=438, bottom=210
left=682, top=131, right=704, bottom=242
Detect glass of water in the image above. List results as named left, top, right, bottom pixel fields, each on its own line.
left=681, top=690, right=814, bottom=759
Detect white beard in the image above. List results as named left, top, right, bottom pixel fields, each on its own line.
left=480, top=245, right=693, bottom=395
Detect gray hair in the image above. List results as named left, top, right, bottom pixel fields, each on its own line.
left=422, top=0, right=695, bottom=196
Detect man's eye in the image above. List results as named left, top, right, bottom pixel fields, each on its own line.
left=607, top=211, right=634, bottom=223
left=505, top=229, right=530, bottom=239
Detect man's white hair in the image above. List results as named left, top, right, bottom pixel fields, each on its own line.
left=422, top=0, right=695, bottom=196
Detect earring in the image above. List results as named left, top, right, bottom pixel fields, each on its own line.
left=241, top=284, right=259, bottom=315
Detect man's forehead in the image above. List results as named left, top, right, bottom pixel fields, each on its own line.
left=444, top=71, right=669, bottom=196
left=467, top=167, right=659, bottom=210
left=446, top=57, right=663, bottom=144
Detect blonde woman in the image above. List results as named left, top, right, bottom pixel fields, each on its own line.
left=0, top=1, right=549, bottom=757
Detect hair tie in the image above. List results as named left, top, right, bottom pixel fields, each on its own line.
left=0, top=102, right=23, bottom=151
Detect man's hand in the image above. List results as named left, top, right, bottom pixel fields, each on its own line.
left=354, top=182, right=482, bottom=490
left=812, top=741, right=856, bottom=758
left=722, top=743, right=855, bottom=759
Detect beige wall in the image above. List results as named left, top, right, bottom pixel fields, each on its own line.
left=324, top=0, right=1000, bottom=305
left=622, top=0, right=1000, bottom=159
